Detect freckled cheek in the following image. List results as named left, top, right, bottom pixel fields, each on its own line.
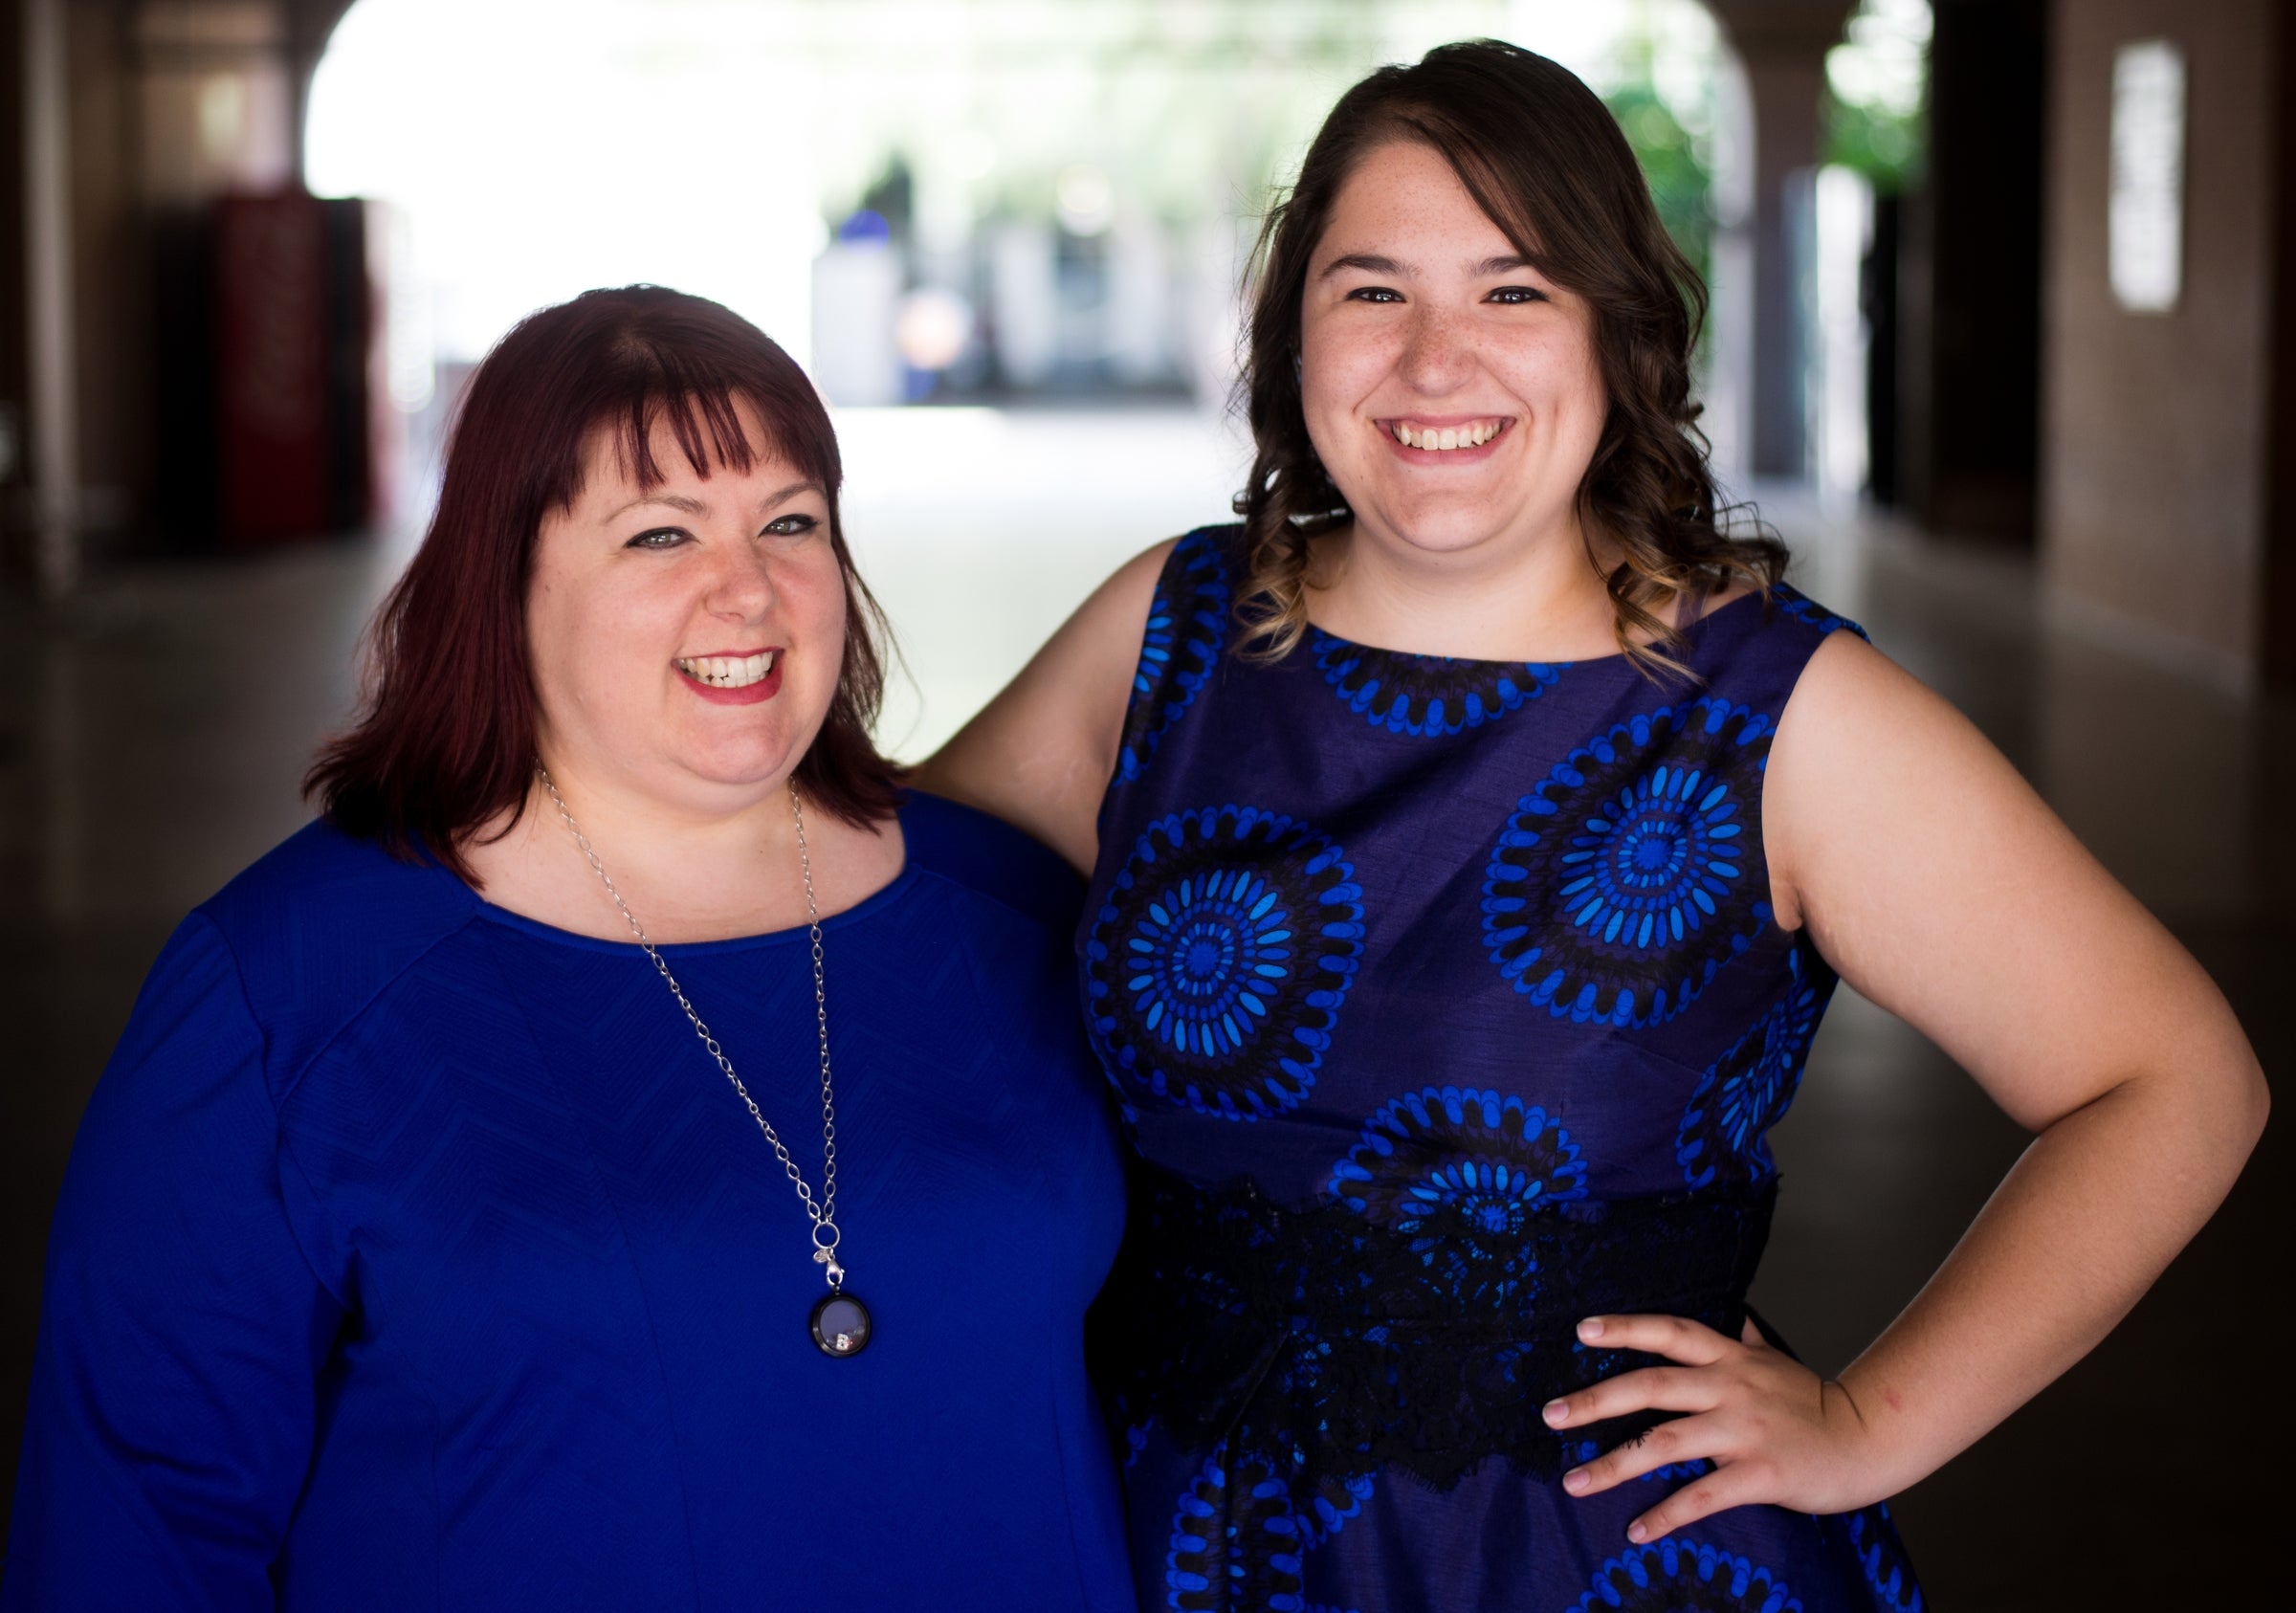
left=1301, top=319, right=1401, bottom=411
left=1299, top=354, right=1399, bottom=478
left=1542, top=326, right=1616, bottom=402
left=1504, top=330, right=1605, bottom=418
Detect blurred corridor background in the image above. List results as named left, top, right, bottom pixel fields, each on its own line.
left=2, top=1, right=2291, bottom=1606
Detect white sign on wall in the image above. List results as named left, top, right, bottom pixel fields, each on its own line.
left=2108, top=38, right=2186, bottom=314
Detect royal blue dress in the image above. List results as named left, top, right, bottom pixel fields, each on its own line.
left=6, top=793, right=1135, bottom=1611
left=1081, top=526, right=1923, bottom=1613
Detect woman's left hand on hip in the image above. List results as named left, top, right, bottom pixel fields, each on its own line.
left=1540, top=1312, right=1884, bottom=1542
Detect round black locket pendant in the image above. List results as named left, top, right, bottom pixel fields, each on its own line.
left=809, top=1292, right=873, bottom=1359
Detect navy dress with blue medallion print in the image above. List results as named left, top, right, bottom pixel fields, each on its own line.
left=1081, top=525, right=1923, bottom=1613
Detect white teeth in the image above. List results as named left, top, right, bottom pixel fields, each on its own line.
left=1393, top=420, right=1502, bottom=452
left=677, top=651, right=777, bottom=689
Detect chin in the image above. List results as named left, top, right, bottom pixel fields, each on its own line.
left=1363, top=500, right=1521, bottom=559
left=673, top=732, right=806, bottom=794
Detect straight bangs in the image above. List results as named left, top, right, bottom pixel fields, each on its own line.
left=607, top=378, right=817, bottom=490
left=603, top=387, right=767, bottom=494
left=307, top=285, right=899, bottom=882
left=553, top=340, right=845, bottom=537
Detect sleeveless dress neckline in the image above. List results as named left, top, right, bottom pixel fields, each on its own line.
left=1081, top=523, right=1924, bottom=1613
left=1302, top=580, right=1767, bottom=670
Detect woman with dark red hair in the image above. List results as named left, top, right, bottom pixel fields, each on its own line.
left=3, top=287, right=1136, bottom=1609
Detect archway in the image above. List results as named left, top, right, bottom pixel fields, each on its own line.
left=297, top=0, right=1918, bottom=753
left=302, top=0, right=1738, bottom=403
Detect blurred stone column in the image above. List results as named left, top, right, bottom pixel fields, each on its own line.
left=22, top=0, right=77, bottom=598
left=2041, top=0, right=2281, bottom=689
left=2263, top=2, right=2296, bottom=690
left=1708, top=1, right=1854, bottom=481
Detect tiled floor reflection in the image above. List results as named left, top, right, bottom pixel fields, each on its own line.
left=2, top=412, right=2285, bottom=1606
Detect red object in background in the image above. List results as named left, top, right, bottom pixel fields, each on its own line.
left=210, top=191, right=391, bottom=548
left=214, top=193, right=330, bottom=545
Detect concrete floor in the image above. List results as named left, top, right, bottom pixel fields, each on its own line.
left=2, top=408, right=2286, bottom=1607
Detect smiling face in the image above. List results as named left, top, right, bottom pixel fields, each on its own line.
left=523, top=394, right=848, bottom=819
left=1300, top=139, right=1609, bottom=566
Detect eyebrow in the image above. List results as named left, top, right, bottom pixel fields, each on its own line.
left=604, top=479, right=821, bottom=522
left=1317, top=252, right=1540, bottom=279
left=1320, top=252, right=1407, bottom=279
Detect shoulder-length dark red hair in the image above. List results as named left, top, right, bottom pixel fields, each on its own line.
left=308, top=285, right=901, bottom=880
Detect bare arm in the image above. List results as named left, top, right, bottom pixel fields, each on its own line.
left=1548, top=630, right=2268, bottom=1535
left=912, top=539, right=1172, bottom=873
left=1772, top=632, right=2268, bottom=1485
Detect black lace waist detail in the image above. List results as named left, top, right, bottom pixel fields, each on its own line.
left=1087, top=1161, right=1775, bottom=1494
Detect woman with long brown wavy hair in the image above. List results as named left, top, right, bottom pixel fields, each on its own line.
left=923, top=39, right=2265, bottom=1612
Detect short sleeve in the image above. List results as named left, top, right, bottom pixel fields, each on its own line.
left=3, top=913, right=344, bottom=1609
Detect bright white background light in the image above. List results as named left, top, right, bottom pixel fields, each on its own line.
left=305, top=0, right=1708, bottom=380
left=2109, top=38, right=2185, bottom=315
left=1054, top=164, right=1115, bottom=236
left=894, top=287, right=972, bottom=371
left=306, top=0, right=826, bottom=365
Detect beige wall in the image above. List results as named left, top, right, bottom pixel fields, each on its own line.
left=2041, top=0, right=2280, bottom=686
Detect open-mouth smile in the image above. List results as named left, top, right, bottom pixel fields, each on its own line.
left=675, top=649, right=783, bottom=705
left=1381, top=415, right=1513, bottom=459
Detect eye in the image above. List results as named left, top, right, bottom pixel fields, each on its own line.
left=763, top=512, right=821, bottom=538
left=625, top=526, right=692, bottom=550
left=1345, top=285, right=1404, bottom=304
left=1488, top=285, right=1550, bottom=305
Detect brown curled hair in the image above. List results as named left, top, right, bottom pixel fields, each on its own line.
left=1233, top=38, right=1784, bottom=670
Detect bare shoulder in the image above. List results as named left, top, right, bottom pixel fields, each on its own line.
left=1763, top=629, right=1980, bottom=922
left=1771, top=622, right=1929, bottom=730
left=916, top=536, right=1180, bottom=873
left=1760, top=614, right=2260, bottom=1132
left=1069, top=536, right=1178, bottom=642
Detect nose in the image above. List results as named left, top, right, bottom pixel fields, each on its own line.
left=1398, top=302, right=1473, bottom=396
left=702, top=539, right=778, bottom=622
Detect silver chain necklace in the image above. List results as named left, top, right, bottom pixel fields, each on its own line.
left=538, top=764, right=873, bottom=1359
